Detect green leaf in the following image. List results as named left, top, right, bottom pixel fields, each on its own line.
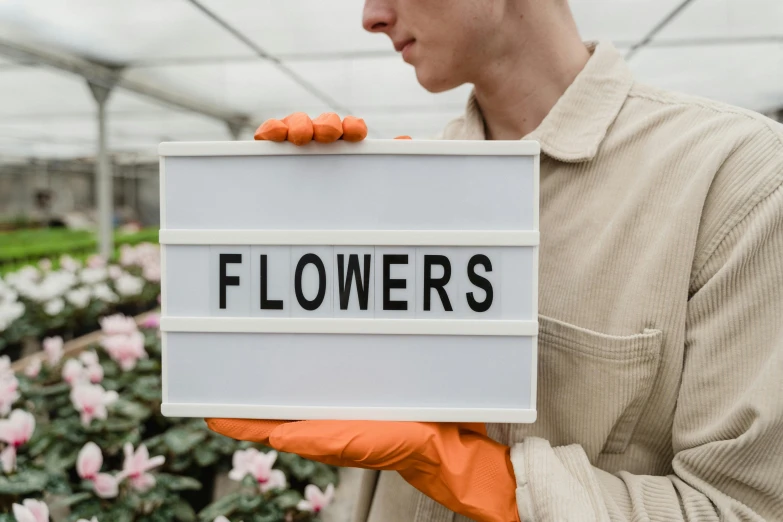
left=50, top=491, right=92, bottom=509
left=27, top=432, right=54, bottom=457
left=132, top=375, right=162, bottom=401
left=308, top=465, right=339, bottom=490
left=157, top=473, right=202, bottom=491
left=238, top=492, right=263, bottom=511
left=164, top=426, right=207, bottom=455
left=288, top=457, right=316, bottom=480
left=194, top=444, right=218, bottom=467
left=273, top=489, right=303, bottom=510
left=0, top=468, right=49, bottom=495
left=172, top=499, right=197, bottom=521
left=135, top=358, right=160, bottom=372
left=102, top=417, right=141, bottom=432
left=110, top=398, right=151, bottom=420
left=44, top=442, right=79, bottom=474
left=198, top=491, right=242, bottom=520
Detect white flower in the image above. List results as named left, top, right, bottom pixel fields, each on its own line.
left=66, top=288, right=91, bottom=309
left=297, top=484, right=335, bottom=514
left=24, top=358, right=41, bottom=379
left=79, top=351, right=99, bottom=367
left=107, top=265, right=123, bottom=280
left=38, top=259, right=52, bottom=271
left=0, top=356, right=12, bottom=379
left=62, top=359, right=85, bottom=385
left=43, top=337, right=64, bottom=366
left=44, top=298, right=65, bottom=316
left=60, top=255, right=81, bottom=272
left=80, top=267, right=108, bottom=285
left=11, top=499, right=48, bottom=522
left=91, top=283, right=118, bottom=303
left=0, top=301, right=24, bottom=331
left=114, top=274, right=144, bottom=297
left=70, top=383, right=118, bottom=426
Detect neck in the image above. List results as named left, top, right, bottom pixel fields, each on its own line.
left=472, top=3, right=590, bottom=140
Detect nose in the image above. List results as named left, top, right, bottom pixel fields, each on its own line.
left=362, top=0, right=396, bottom=34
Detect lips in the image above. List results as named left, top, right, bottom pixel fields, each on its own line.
left=394, top=38, right=415, bottom=53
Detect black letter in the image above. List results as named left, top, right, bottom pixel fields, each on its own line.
left=466, top=254, right=493, bottom=312
left=294, top=254, right=326, bottom=311
left=423, top=255, right=453, bottom=311
left=219, top=253, right=242, bottom=309
left=337, top=254, right=372, bottom=310
left=383, top=254, right=408, bottom=311
left=259, top=255, right=283, bottom=310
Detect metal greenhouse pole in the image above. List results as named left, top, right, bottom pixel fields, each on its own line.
left=88, top=80, right=115, bottom=261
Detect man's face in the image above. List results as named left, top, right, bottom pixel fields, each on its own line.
left=362, top=0, right=506, bottom=93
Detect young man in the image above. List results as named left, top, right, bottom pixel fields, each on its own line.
left=208, top=0, right=783, bottom=520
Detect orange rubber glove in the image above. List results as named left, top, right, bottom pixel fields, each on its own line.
left=253, top=112, right=412, bottom=145
left=206, top=419, right=520, bottom=522
left=254, top=112, right=368, bottom=145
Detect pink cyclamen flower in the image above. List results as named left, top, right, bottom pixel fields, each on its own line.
left=76, top=442, right=118, bottom=498
left=62, top=359, right=85, bottom=385
left=140, top=313, right=160, bottom=330
left=229, top=448, right=286, bottom=493
left=297, top=483, right=335, bottom=514
left=84, top=363, right=104, bottom=384
left=70, top=384, right=118, bottom=426
left=0, top=375, right=20, bottom=416
left=86, top=254, right=106, bottom=268
left=24, top=358, right=41, bottom=379
left=43, top=336, right=63, bottom=366
left=77, top=441, right=102, bottom=479
left=116, top=443, right=165, bottom=492
left=1, top=442, right=14, bottom=473
left=99, top=314, right=138, bottom=336
left=228, top=448, right=260, bottom=481
left=100, top=331, right=147, bottom=371
left=12, top=499, right=49, bottom=522
left=0, top=410, right=35, bottom=473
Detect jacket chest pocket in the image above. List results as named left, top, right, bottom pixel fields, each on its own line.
left=524, top=315, right=663, bottom=456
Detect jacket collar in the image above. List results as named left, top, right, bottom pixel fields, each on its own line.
left=456, top=41, right=634, bottom=162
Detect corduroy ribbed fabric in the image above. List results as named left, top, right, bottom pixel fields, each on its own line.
left=366, top=40, right=783, bottom=522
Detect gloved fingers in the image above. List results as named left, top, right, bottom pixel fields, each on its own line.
left=342, top=116, right=368, bottom=142
left=312, top=112, right=343, bottom=143
left=268, top=420, right=429, bottom=470
left=254, top=119, right=288, bottom=141
left=394, top=135, right=413, bottom=140
left=205, top=418, right=290, bottom=445
left=283, top=112, right=314, bottom=145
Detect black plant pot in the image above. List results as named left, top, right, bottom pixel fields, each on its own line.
left=180, top=464, right=218, bottom=512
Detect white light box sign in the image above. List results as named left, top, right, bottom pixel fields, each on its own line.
left=158, top=139, right=540, bottom=423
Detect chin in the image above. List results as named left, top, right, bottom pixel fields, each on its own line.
left=414, top=65, right=462, bottom=94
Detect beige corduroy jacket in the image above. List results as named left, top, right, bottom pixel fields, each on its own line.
left=363, top=41, right=783, bottom=522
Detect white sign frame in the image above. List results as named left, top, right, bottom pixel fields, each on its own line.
left=159, top=139, right=540, bottom=423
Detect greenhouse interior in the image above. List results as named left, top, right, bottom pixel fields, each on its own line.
left=0, top=0, right=781, bottom=521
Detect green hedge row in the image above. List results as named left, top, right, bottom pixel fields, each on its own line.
left=0, top=227, right=159, bottom=274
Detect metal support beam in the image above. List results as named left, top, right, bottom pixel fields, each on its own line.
left=88, top=80, right=115, bottom=260
left=0, top=36, right=250, bottom=130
